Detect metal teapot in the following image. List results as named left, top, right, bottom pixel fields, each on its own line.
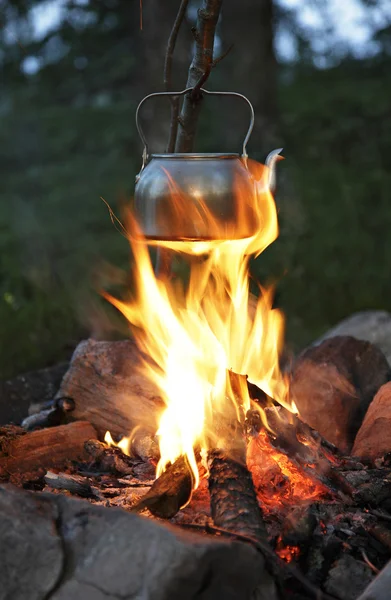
left=133, top=87, right=281, bottom=242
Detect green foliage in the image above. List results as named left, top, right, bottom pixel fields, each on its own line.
left=0, top=102, right=135, bottom=378
left=256, top=61, right=391, bottom=349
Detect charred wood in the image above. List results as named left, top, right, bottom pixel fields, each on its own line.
left=83, top=439, right=135, bottom=476
left=208, top=448, right=267, bottom=541
left=44, top=470, right=98, bottom=499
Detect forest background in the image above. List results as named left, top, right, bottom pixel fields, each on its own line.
left=1, top=0, right=391, bottom=379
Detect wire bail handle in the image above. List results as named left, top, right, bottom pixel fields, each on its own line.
left=135, top=87, right=255, bottom=170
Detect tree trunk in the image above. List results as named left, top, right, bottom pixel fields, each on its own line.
left=219, top=0, right=279, bottom=157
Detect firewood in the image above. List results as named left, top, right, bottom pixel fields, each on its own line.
left=44, top=471, right=98, bottom=499
left=57, top=339, right=165, bottom=439
left=208, top=448, right=267, bottom=540
left=0, top=421, right=97, bottom=478
left=291, top=336, right=390, bottom=453
left=0, top=484, right=266, bottom=600
left=207, top=372, right=267, bottom=541
left=352, top=382, right=391, bottom=460
left=84, top=439, right=135, bottom=475
left=131, top=456, right=193, bottom=519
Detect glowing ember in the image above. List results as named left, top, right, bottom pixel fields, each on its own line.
left=104, top=156, right=296, bottom=489
left=247, top=430, right=327, bottom=509
left=275, top=537, right=301, bottom=563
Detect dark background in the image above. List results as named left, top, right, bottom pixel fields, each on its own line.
left=1, top=0, right=391, bottom=379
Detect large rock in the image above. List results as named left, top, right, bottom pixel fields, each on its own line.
left=0, top=363, right=68, bottom=426
left=291, top=336, right=391, bottom=453
left=325, top=554, right=373, bottom=600
left=352, top=382, right=391, bottom=460
left=0, top=484, right=267, bottom=600
left=58, top=339, right=165, bottom=439
left=315, top=311, right=391, bottom=365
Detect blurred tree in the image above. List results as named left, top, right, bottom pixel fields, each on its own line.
left=219, top=0, right=279, bottom=156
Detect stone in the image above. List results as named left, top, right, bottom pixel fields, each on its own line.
left=0, top=362, right=68, bottom=426
left=357, top=559, right=391, bottom=600
left=325, top=554, right=373, bottom=600
left=353, top=382, right=391, bottom=460
left=58, top=339, right=165, bottom=439
left=314, top=310, right=391, bottom=365
left=291, top=336, right=390, bottom=453
left=0, top=484, right=267, bottom=600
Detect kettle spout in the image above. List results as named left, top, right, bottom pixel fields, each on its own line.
left=265, top=148, right=284, bottom=192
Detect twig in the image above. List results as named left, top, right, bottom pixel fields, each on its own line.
left=164, top=0, right=190, bottom=92
left=360, top=549, right=380, bottom=574
left=212, top=42, right=234, bottom=67
left=164, top=0, right=190, bottom=154
left=179, top=523, right=338, bottom=600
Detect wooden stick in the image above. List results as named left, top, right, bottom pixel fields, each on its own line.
left=175, top=0, right=223, bottom=152
left=0, top=421, right=97, bottom=476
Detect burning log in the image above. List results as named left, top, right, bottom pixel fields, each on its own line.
left=291, top=336, right=391, bottom=453
left=131, top=456, right=193, bottom=519
left=208, top=372, right=267, bottom=541
left=208, top=448, right=267, bottom=540
left=57, top=339, right=165, bottom=439
left=0, top=483, right=265, bottom=600
left=84, top=439, right=135, bottom=476
left=0, top=421, right=97, bottom=481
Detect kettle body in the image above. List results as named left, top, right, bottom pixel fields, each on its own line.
left=132, top=88, right=281, bottom=242
left=134, top=152, right=258, bottom=241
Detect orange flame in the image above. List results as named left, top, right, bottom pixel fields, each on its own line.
left=104, top=157, right=295, bottom=487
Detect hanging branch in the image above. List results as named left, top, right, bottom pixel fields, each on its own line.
left=164, top=0, right=190, bottom=153
left=175, top=0, right=223, bottom=152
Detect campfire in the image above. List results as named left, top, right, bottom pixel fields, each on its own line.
left=103, top=155, right=293, bottom=489
left=2, top=144, right=391, bottom=599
